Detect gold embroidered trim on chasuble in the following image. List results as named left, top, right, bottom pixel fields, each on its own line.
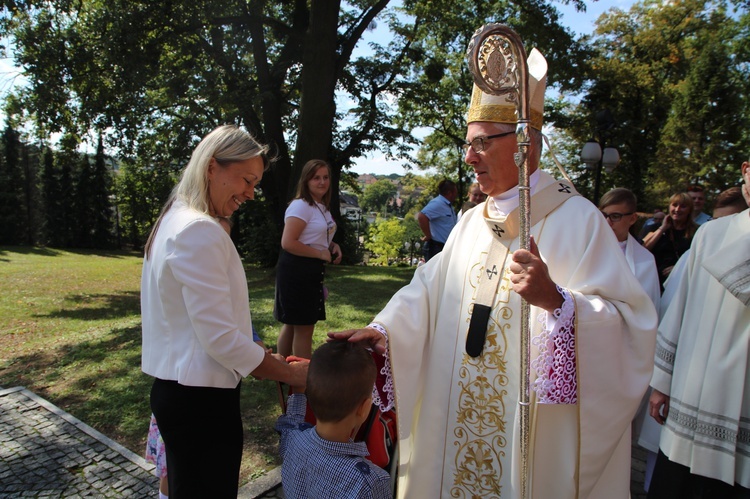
left=452, top=249, right=516, bottom=498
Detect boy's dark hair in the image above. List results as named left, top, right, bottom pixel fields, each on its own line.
left=306, top=341, right=377, bottom=423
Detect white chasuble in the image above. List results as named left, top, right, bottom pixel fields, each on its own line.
left=375, top=171, right=658, bottom=498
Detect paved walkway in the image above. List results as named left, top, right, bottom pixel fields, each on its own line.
left=1, top=385, right=648, bottom=498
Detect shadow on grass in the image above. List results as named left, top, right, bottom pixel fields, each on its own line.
left=0, top=245, right=140, bottom=260
left=34, top=291, right=140, bottom=321
left=0, top=245, right=63, bottom=261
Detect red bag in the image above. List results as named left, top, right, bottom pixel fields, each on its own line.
left=356, top=405, right=397, bottom=471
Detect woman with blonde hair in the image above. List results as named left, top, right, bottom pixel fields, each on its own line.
left=274, top=159, right=342, bottom=360
left=643, top=192, right=698, bottom=289
left=141, top=125, right=307, bottom=498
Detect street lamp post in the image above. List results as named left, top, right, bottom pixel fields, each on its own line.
left=580, top=110, right=620, bottom=203
left=404, top=239, right=421, bottom=266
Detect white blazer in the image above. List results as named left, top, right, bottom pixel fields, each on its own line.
left=141, top=201, right=265, bottom=388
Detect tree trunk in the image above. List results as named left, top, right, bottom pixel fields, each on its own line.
left=292, top=0, right=341, bottom=199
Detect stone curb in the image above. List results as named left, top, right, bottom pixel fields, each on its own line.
left=238, top=466, right=282, bottom=498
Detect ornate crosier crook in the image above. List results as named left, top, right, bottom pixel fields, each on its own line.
left=466, top=24, right=532, bottom=499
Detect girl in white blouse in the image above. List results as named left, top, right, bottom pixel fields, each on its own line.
left=274, top=159, right=342, bottom=359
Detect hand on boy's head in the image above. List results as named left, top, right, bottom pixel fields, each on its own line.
left=327, top=328, right=386, bottom=355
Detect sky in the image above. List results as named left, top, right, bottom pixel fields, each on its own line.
left=0, top=1, right=638, bottom=175
left=350, top=0, right=638, bottom=175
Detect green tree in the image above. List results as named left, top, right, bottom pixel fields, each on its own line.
left=19, top=140, right=40, bottom=245
left=45, top=134, right=80, bottom=248
left=91, top=135, right=113, bottom=248
left=40, top=146, right=60, bottom=245
left=360, top=178, right=397, bottom=215
left=365, top=216, right=406, bottom=265
left=0, top=0, right=594, bottom=258
left=115, top=157, right=176, bottom=249
left=561, top=0, right=750, bottom=209
left=0, top=124, right=24, bottom=244
left=657, top=18, right=748, bottom=195
left=73, top=152, right=94, bottom=247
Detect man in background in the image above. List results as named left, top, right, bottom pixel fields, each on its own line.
left=687, top=184, right=712, bottom=225
left=417, top=179, right=457, bottom=261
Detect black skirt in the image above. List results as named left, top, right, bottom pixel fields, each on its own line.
left=273, top=250, right=326, bottom=325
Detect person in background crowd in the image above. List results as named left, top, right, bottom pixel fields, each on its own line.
left=599, top=188, right=662, bottom=493
left=417, top=179, right=458, bottom=261
left=275, top=159, right=342, bottom=360
left=599, top=188, right=661, bottom=307
left=141, top=125, right=307, bottom=498
left=331, top=36, right=656, bottom=498
left=642, top=193, right=698, bottom=289
left=687, top=185, right=712, bottom=225
left=647, top=159, right=750, bottom=498
left=457, top=182, right=487, bottom=221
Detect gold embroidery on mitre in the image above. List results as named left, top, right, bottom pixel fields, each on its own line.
left=452, top=265, right=514, bottom=498
left=466, top=97, right=544, bottom=130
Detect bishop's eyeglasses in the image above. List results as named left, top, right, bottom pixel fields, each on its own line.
left=462, top=131, right=516, bottom=154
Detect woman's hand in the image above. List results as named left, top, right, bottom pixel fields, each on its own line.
left=660, top=214, right=673, bottom=231
left=328, top=327, right=386, bottom=355
left=251, top=350, right=309, bottom=386
left=329, top=242, right=342, bottom=264
left=319, top=248, right=332, bottom=262
left=284, top=359, right=309, bottom=389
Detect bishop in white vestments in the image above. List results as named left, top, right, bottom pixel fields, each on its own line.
left=332, top=30, right=658, bottom=499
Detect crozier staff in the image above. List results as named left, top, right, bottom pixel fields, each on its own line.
left=330, top=24, right=657, bottom=499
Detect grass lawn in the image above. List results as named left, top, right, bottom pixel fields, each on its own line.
left=0, top=245, right=414, bottom=484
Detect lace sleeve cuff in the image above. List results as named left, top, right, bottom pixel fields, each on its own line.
left=368, top=322, right=395, bottom=412
left=530, top=286, right=577, bottom=404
